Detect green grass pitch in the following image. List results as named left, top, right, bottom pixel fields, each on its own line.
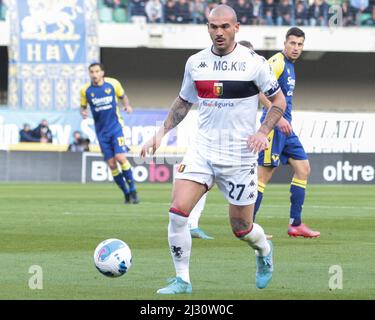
left=0, top=183, right=374, bottom=300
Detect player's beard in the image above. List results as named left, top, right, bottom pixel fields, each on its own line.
left=214, top=37, right=235, bottom=55
left=92, top=77, right=103, bottom=86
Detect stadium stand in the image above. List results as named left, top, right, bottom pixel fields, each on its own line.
left=97, top=0, right=375, bottom=26
left=1, top=0, right=375, bottom=26
left=2, top=0, right=374, bottom=26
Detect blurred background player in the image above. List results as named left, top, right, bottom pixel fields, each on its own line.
left=80, top=62, right=139, bottom=204
left=188, top=193, right=213, bottom=240
left=254, top=27, right=320, bottom=238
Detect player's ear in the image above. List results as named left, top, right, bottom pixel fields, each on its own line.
left=235, top=22, right=239, bottom=33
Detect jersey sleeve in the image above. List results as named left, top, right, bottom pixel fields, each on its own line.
left=268, top=53, right=285, bottom=80
left=253, top=57, right=281, bottom=98
left=179, top=57, right=198, bottom=104
left=106, top=78, right=125, bottom=98
left=113, top=79, right=125, bottom=98
left=80, top=84, right=89, bottom=108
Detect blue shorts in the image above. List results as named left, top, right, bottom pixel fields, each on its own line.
left=258, top=128, right=308, bottom=167
left=97, top=129, right=129, bottom=161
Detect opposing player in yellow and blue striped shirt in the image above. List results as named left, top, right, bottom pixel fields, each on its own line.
left=80, top=63, right=139, bottom=204
left=255, top=27, right=319, bottom=238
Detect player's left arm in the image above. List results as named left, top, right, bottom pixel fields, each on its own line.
left=115, top=79, right=133, bottom=114
left=118, top=94, right=133, bottom=114
left=248, top=90, right=286, bottom=153
left=259, top=92, right=292, bottom=136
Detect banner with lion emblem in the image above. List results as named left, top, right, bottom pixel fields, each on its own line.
left=7, top=0, right=100, bottom=110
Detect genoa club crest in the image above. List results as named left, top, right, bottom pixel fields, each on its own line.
left=213, top=82, right=223, bottom=97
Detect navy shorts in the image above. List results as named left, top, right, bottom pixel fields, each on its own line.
left=258, top=128, right=308, bottom=167
left=97, top=129, right=129, bottom=161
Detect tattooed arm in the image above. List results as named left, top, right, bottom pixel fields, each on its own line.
left=163, top=96, right=193, bottom=132
left=259, top=92, right=292, bottom=135
left=140, top=96, right=193, bottom=157
left=247, top=90, right=286, bottom=153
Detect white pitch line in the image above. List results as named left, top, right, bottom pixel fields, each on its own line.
left=138, top=202, right=375, bottom=211
left=265, top=204, right=375, bottom=210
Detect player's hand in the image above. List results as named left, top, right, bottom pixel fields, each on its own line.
left=124, top=105, right=133, bottom=114
left=81, top=109, right=89, bottom=119
left=247, top=131, right=269, bottom=153
left=277, top=118, right=292, bottom=136
left=140, top=135, right=162, bottom=158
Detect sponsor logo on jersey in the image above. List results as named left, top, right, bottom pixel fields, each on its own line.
left=271, top=80, right=279, bottom=90
left=287, top=76, right=295, bottom=86
left=178, top=164, right=185, bottom=173
left=198, top=61, right=208, bottom=68
left=94, top=105, right=112, bottom=112
left=213, top=60, right=246, bottom=72
left=202, top=100, right=235, bottom=108
left=264, top=80, right=280, bottom=97
left=287, top=76, right=295, bottom=96
left=92, top=96, right=113, bottom=106
left=213, top=82, right=223, bottom=96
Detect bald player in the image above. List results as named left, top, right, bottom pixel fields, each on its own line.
left=141, top=4, right=286, bottom=294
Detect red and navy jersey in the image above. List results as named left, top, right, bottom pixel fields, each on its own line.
left=80, top=77, right=125, bottom=136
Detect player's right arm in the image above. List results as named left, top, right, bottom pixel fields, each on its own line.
left=140, top=96, right=192, bottom=157
left=140, top=57, right=197, bottom=157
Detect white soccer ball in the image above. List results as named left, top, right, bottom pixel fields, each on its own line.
left=93, top=239, right=132, bottom=277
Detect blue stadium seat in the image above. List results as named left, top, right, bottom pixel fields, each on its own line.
left=97, top=0, right=106, bottom=9
left=360, top=13, right=372, bottom=25
left=0, top=4, right=7, bottom=21
left=113, top=7, right=128, bottom=23
left=99, top=6, right=113, bottom=23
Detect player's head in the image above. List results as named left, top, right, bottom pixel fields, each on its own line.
left=238, top=40, right=254, bottom=50
left=283, top=27, right=305, bottom=62
left=207, top=5, right=239, bottom=55
left=88, top=62, right=105, bottom=85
